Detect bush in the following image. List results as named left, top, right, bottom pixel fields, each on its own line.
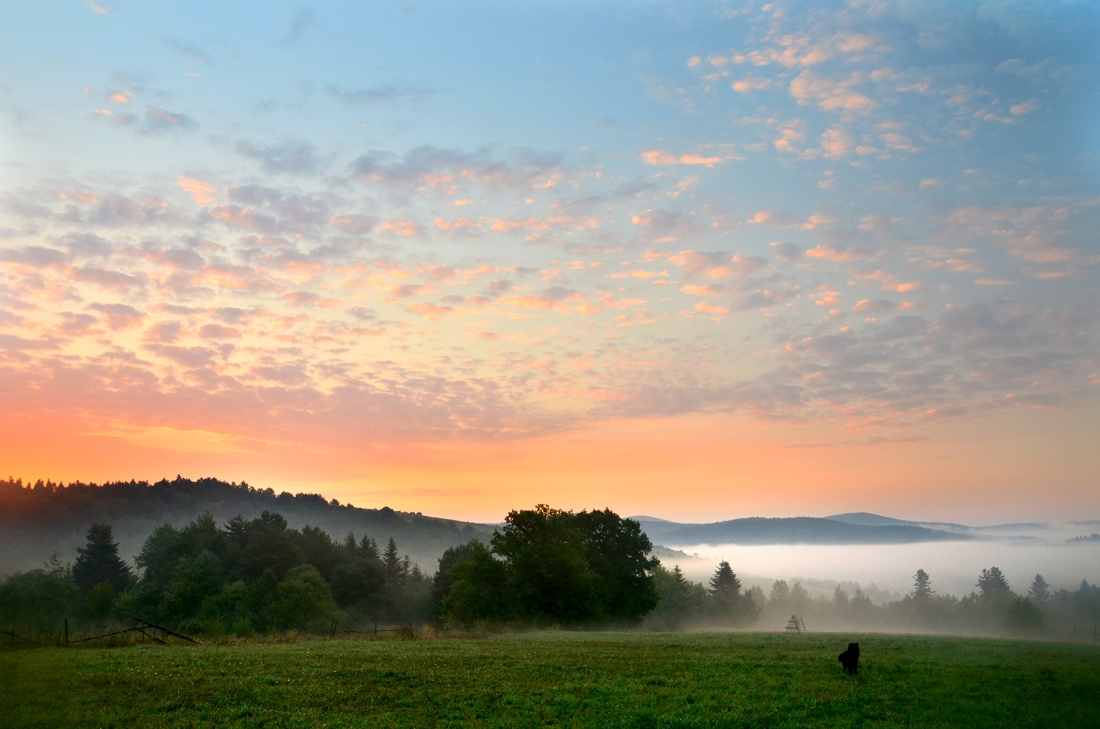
left=1005, top=597, right=1044, bottom=634
left=0, top=569, right=79, bottom=633
left=232, top=618, right=255, bottom=638
left=201, top=618, right=225, bottom=637
left=82, top=582, right=116, bottom=621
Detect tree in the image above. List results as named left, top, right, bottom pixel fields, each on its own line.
left=244, top=511, right=299, bottom=579
left=1028, top=574, right=1050, bottom=603
left=440, top=541, right=510, bottom=627
left=224, top=515, right=248, bottom=548
left=912, top=569, right=933, bottom=601
left=383, top=537, right=407, bottom=589
left=646, top=562, right=689, bottom=629
left=162, top=550, right=225, bottom=626
left=491, top=504, right=597, bottom=624
left=72, top=524, right=132, bottom=594
left=708, top=561, right=742, bottom=603
left=673, top=565, right=688, bottom=591
left=570, top=508, right=658, bottom=622
left=977, top=567, right=1011, bottom=599
left=850, top=586, right=875, bottom=620
left=431, top=541, right=476, bottom=621
left=769, top=580, right=791, bottom=609
left=832, top=585, right=849, bottom=611
left=789, top=582, right=810, bottom=613
left=135, top=524, right=186, bottom=589
left=83, top=581, right=116, bottom=621
left=297, top=525, right=341, bottom=582
left=271, top=564, right=340, bottom=632
left=0, top=569, right=79, bottom=632
left=1004, top=597, right=1044, bottom=633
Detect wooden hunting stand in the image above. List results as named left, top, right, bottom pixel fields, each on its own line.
left=784, top=615, right=806, bottom=634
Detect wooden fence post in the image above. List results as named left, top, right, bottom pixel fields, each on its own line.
left=64, top=619, right=69, bottom=646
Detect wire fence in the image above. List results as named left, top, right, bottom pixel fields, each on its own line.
left=3, top=617, right=199, bottom=648
left=2, top=617, right=427, bottom=648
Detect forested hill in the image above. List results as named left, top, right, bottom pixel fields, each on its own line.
left=632, top=516, right=973, bottom=546
left=0, top=477, right=494, bottom=577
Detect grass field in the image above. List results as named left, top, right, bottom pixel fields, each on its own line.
left=2, top=632, right=1098, bottom=728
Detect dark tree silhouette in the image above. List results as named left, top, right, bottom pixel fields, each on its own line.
left=912, top=569, right=934, bottom=601
left=491, top=504, right=597, bottom=623
left=440, top=540, right=509, bottom=626
left=708, top=561, right=742, bottom=603
left=225, top=515, right=248, bottom=548
left=72, top=524, right=132, bottom=593
left=431, top=541, right=475, bottom=620
left=672, top=565, right=688, bottom=591
left=1028, top=574, right=1050, bottom=602
left=977, top=566, right=1011, bottom=599
left=245, top=511, right=298, bottom=579
left=572, top=508, right=658, bottom=621
left=383, top=537, right=406, bottom=588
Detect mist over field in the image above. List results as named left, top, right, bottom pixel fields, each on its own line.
left=671, top=534, right=1100, bottom=605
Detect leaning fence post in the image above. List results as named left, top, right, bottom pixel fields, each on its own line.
left=64, top=619, right=69, bottom=646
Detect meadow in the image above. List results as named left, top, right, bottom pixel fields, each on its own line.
left=2, top=632, right=1098, bottom=728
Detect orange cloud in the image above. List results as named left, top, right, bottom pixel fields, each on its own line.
left=641, top=149, right=724, bottom=167
left=694, top=302, right=729, bottom=314
left=381, top=220, right=422, bottom=237
left=177, top=176, right=217, bottom=206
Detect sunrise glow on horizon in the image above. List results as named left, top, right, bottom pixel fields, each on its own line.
left=1, top=1, right=1097, bottom=524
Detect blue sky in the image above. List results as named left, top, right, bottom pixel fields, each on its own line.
left=1, top=0, right=1097, bottom=521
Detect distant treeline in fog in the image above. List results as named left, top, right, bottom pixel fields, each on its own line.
left=2, top=501, right=1100, bottom=641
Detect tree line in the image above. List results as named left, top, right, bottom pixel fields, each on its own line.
left=0, top=504, right=760, bottom=636
left=2, top=503, right=1098, bottom=639
left=702, top=566, right=1100, bottom=638
left=0, top=476, right=491, bottom=578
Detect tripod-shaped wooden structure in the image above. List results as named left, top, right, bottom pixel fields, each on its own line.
left=784, top=614, right=806, bottom=634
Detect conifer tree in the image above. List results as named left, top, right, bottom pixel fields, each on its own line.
left=383, top=537, right=405, bottom=587
left=912, top=569, right=934, bottom=602
left=977, top=566, right=1011, bottom=599
left=708, top=560, right=742, bottom=602
left=672, top=565, right=689, bottom=594
left=72, top=524, right=132, bottom=593
left=1028, top=574, right=1050, bottom=602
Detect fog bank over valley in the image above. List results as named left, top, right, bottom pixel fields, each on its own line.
left=652, top=519, right=1100, bottom=604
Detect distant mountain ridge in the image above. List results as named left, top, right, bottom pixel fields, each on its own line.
left=3, top=476, right=1061, bottom=579
left=824, top=512, right=1049, bottom=532
left=630, top=515, right=973, bottom=546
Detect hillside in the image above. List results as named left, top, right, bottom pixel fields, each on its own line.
left=0, top=477, right=494, bottom=577
left=1, top=478, right=984, bottom=579
left=632, top=516, right=972, bottom=546
left=825, top=512, right=1049, bottom=533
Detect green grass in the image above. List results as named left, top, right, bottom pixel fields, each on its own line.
left=2, top=632, right=1098, bottom=728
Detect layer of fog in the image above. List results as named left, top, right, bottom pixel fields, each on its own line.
left=664, top=524, right=1100, bottom=603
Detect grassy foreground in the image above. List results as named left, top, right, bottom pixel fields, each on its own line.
left=2, top=632, right=1098, bottom=728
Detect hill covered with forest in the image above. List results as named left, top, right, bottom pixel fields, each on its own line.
left=0, top=476, right=493, bottom=577
left=631, top=515, right=973, bottom=546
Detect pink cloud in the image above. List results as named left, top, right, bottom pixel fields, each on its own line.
left=89, top=303, right=144, bottom=330
left=641, top=149, right=724, bottom=167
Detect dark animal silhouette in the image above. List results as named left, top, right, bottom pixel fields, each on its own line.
left=838, top=642, right=860, bottom=675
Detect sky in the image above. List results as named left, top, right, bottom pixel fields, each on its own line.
left=1, top=0, right=1097, bottom=524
